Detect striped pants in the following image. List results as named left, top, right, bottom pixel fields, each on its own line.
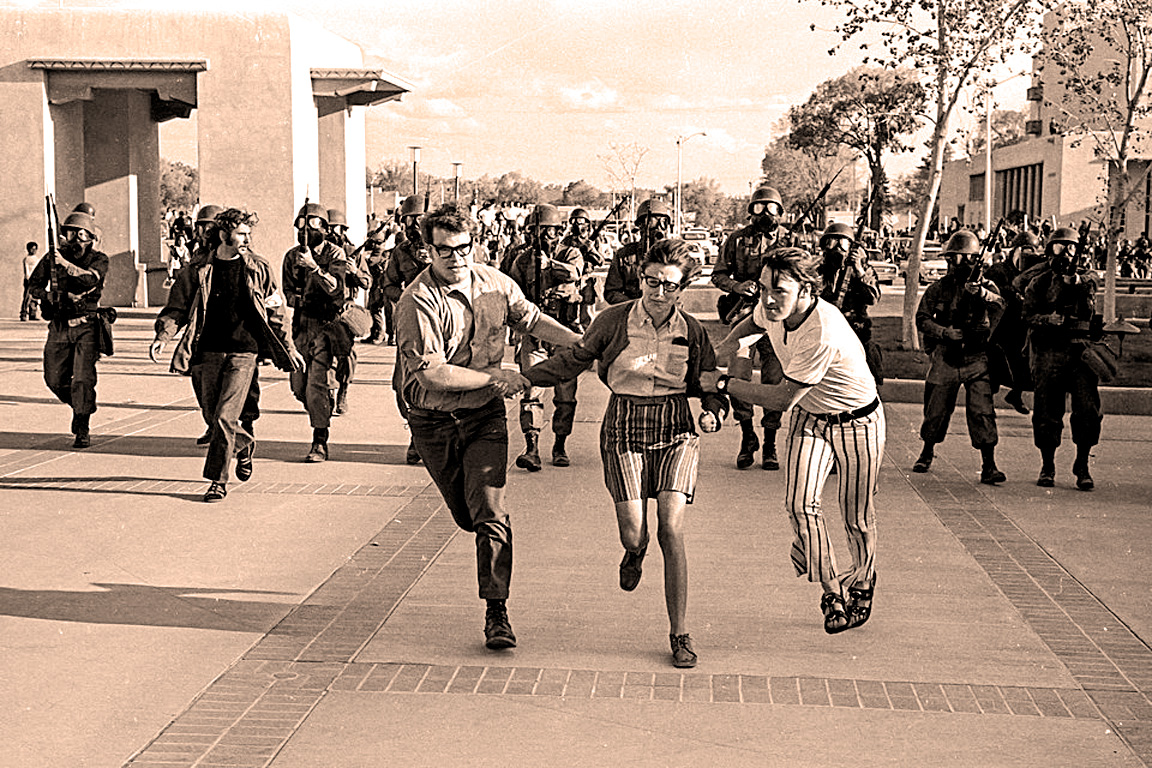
left=784, top=405, right=885, bottom=589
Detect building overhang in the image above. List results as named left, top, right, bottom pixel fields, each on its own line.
left=28, top=58, right=208, bottom=122
left=311, top=67, right=412, bottom=117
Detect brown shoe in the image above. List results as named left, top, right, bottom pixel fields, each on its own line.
left=670, top=633, right=697, bottom=668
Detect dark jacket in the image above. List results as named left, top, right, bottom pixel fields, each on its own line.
left=29, top=246, right=110, bottom=319
left=154, top=251, right=297, bottom=375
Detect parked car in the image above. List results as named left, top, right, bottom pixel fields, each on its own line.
left=868, top=259, right=898, bottom=285
left=902, top=257, right=949, bottom=284
left=681, top=228, right=719, bottom=263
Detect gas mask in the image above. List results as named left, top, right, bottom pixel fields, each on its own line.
left=571, top=219, right=590, bottom=240
left=296, top=215, right=327, bottom=249
left=639, top=215, right=670, bottom=245
left=61, top=228, right=92, bottom=259
left=949, top=254, right=980, bottom=283
left=749, top=201, right=781, bottom=235
left=1048, top=242, right=1082, bottom=279
left=820, top=237, right=851, bottom=276
left=403, top=216, right=422, bottom=246
left=534, top=225, right=561, bottom=253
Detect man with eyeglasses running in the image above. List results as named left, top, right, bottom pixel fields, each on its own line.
left=28, top=207, right=110, bottom=448
left=393, top=203, right=582, bottom=651
left=506, top=203, right=585, bottom=470
left=712, top=186, right=788, bottom=471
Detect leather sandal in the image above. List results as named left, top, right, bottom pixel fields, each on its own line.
left=821, top=592, right=850, bottom=634
left=846, top=574, right=876, bottom=629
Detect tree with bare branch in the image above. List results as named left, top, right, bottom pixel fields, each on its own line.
left=598, top=142, right=650, bottom=221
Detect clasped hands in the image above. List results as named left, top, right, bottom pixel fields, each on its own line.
left=489, top=368, right=530, bottom=398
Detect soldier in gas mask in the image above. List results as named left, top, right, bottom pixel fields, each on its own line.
left=1022, top=227, right=1102, bottom=490
left=913, top=230, right=1006, bottom=485
left=506, top=204, right=585, bottom=470
left=817, top=222, right=883, bottom=385
left=712, top=186, right=788, bottom=470
left=986, top=230, right=1043, bottom=414
left=603, top=198, right=672, bottom=305
left=282, top=203, right=370, bottom=462
left=28, top=208, right=110, bottom=448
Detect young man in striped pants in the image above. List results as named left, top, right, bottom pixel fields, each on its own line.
left=703, top=246, right=885, bottom=635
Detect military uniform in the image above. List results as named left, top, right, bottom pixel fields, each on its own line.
left=713, top=223, right=786, bottom=467
left=28, top=232, right=109, bottom=447
left=818, top=257, right=883, bottom=385
left=506, top=240, right=584, bottom=467
left=283, top=238, right=370, bottom=457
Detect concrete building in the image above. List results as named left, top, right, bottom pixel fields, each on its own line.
left=937, top=7, right=1152, bottom=239
left=1, top=8, right=410, bottom=311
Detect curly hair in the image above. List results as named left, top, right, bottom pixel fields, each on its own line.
left=420, top=203, right=478, bottom=243
left=641, top=238, right=703, bottom=288
left=759, top=246, right=822, bottom=290
left=212, top=208, right=259, bottom=245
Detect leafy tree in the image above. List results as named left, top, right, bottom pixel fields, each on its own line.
left=761, top=135, right=856, bottom=231
left=160, top=159, right=198, bottom=214
left=815, top=0, right=1045, bottom=347
left=966, top=107, right=1030, bottom=154
left=1039, top=1, right=1152, bottom=321
left=663, top=178, right=729, bottom=229
left=787, top=66, right=927, bottom=231
left=562, top=179, right=604, bottom=207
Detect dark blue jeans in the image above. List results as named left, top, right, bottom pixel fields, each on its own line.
left=194, top=352, right=258, bottom=483
left=408, top=398, right=512, bottom=600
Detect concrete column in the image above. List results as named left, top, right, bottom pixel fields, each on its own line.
left=318, top=104, right=367, bottom=243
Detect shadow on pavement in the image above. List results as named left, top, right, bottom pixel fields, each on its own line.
left=0, top=582, right=297, bottom=632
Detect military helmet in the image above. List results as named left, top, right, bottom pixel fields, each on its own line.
left=943, top=229, right=982, bottom=256
left=196, top=204, right=223, bottom=224
left=1047, top=227, right=1079, bottom=247
left=529, top=203, right=563, bottom=228
left=636, top=198, right=672, bottom=221
left=399, top=196, right=426, bottom=219
left=818, top=222, right=855, bottom=250
left=1010, top=230, right=1040, bottom=250
left=295, top=202, right=328, bottom=227
left=569, top=207, right=590, bottom=222
left=61, top=211, right=97, bottom=237
left=72, top=202, right=96, bottom=217
left=327, top=209, right=348, bottom=228
left=747, top=186, right=783, bottom=213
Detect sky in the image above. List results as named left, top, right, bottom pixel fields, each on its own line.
left=18, top=0, right=1034, bottom=197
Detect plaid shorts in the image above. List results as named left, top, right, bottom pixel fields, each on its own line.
left=600, top=393, right=700, bottom=503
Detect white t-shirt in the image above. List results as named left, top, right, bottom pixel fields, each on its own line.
left=752, top=297, right=877, bottom=414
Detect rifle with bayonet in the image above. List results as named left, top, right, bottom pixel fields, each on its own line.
left=43, top=194, right=62, bottom=320
left=788, top=163, right=847, bottom=247
left=830, top=179, right=881, bottom=309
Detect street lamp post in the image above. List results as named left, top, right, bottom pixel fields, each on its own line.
left=408, top=146, right=421, bottom=198
left=675, top=132, right=705, bottom=235
left=451, top=161, right=463, bottom=202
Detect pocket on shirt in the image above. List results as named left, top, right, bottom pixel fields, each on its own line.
left=667, top=345, right=690, bottom=380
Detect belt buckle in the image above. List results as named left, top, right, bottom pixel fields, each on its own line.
left=67, top=315, right=88, bottom=327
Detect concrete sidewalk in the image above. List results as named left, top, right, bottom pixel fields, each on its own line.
left=1, top=312, right=1150, bottom=767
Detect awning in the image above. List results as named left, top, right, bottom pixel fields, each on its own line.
left=28, top=59, right=208, bottom=122
left=311, top=67, right=412, bottom=117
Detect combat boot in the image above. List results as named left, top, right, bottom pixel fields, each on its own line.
left=515, top=432, right=542, bottom=472
left=761, top=428, right=779, bottom=471
left=71, top=413, right=91, bottom=449
left=736, top=420, right=759, bottom=469
left=552, top=434, right=570, bottom=467
left=306, top=427, right=329, bottom=463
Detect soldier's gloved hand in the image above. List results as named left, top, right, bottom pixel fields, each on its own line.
left=1046, top=312, right=1065, bottom=326
left=297, top=250, right=319, bottom=271
left=698, top=410, right=721, bottom=433
left=735, top=280, right=758, bottom=297
left=943, top=327, right=963, bottom=342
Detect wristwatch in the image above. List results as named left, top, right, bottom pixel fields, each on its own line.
left=715, top=374, right=731, bottom=393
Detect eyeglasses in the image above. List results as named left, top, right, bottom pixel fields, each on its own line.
left=432, top=240, right=474, bottom=259
left=642, top=275, right=684, bottom=292
left=749, top=202, right=782, bottom=216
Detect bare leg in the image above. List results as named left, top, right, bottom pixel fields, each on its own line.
left=655, top=490, right=689, bottom=636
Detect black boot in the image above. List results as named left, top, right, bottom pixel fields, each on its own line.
left=1005, top=389, right=1029, bottom=415
left=551, top=434, right=570, bottom=467
left=912, top=442, right=933, bottom=473
left=761, top=428, right=779, bottom=471
left=71, top=413, right=91, bottom=449
left=736, top=420, right=759, bottom=469
left=484, top=599, right=516, bottom=649
left=515, top=432, right=542, bottom=472
left=1072, top=445, right=1094, bottom=491
left=334, top=387, right=349, bottom=416
left=1037, top=446, right=1056, bottom=487
left=979, top=446, right=1006, bottom=484
left=306, top=427, right=329, bottom=462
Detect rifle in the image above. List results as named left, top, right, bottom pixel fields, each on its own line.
left=44, top=194, right=62, bottom=316
left=830, top=178, right=881, bottom=308
left=588, top=196, right=629, bottom=246
left=789, top=163, right=847, bottom=245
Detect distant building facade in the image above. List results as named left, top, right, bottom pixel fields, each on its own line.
left=0, top=8, right=410, bottom=311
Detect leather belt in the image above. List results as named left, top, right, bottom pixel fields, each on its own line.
left=810, top=398, right=880, bottom=425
